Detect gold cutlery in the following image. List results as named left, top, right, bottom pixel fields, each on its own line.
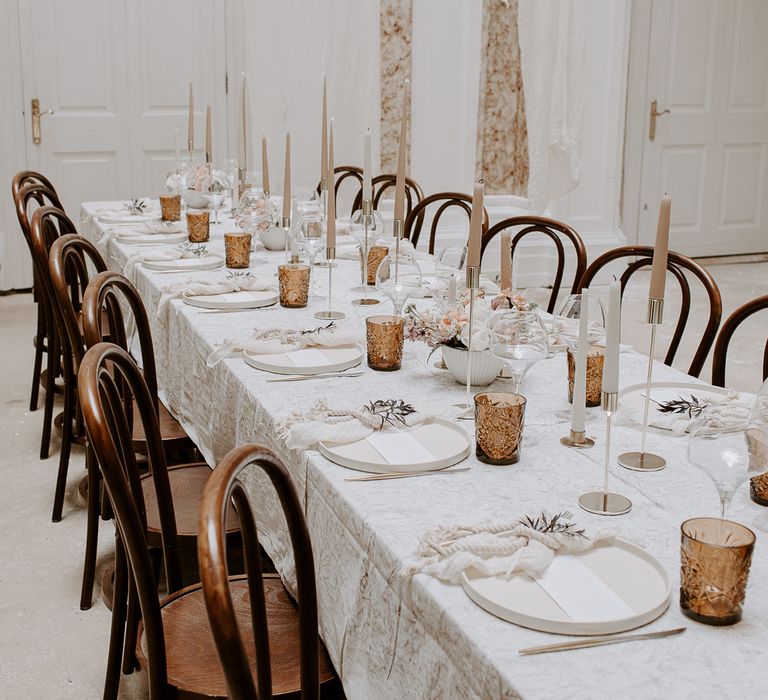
left=344, top=467, right=470, bottom=482
left=518, top=627, right=686, bottom=656
left=266, top=370, right=364, bottom=382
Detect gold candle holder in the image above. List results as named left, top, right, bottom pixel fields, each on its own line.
left=366, top=245, right=389, bottom=285
left=224, top=232, right=252, bottom=269
left=474, top=392, right=526, bottom=465
left=186, top=211, right=210, bottom=242
left=567, top=346, right=605, bottom=407
left=366, top=315, right=404, bottom=371
left=680, top=518, right=755, bottom=626
left=159, top=194, right=181, bottom=221
left=278, top=263, right=310, bottom=308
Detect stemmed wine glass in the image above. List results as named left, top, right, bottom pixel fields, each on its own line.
left=687, top=403, right=768, bottom=520
left=222, top=158, right=238, bottom=214
left=375, top=253, right=423, bottom=317
left=434, top=245, right=467, bottom=289
left=295, top=206, right=326, bottom=296
left=489, top=311, right=549, bottom=395
left=203, top=181, right=227, bottom=225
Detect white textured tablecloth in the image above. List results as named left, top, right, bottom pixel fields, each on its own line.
left=81, top=201, right=768, bottom=700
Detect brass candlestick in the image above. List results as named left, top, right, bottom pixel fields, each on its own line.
left=617, top=298, right=667, bottom=472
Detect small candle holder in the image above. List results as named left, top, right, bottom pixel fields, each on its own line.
left=278, top=263, right=310, bottom=308
left=159, top=194, right=181, bottom=222
left=224, top=232, right=252, bottom=269
left=366, top=315, right=404, bottom=371
left=366, top=245, right=389, bottom=285
left=186, top=211, right=210, bottom=243
left=680, top=517, right=755, bottom=626
left=314, top=247, right=345, bottom=320
left=567, top=347, right=604, bottom=407
left=474, top=392, right=526, bottom=465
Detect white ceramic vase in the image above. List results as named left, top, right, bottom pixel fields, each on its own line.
left=441, top=346, right=503, bottom=386
left=258, top=225, right=287, bottom=250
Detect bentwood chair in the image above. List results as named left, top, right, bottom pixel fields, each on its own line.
left=315, top=165, right=363, bottom=201
left=199, top=444, right=340, bottom=699
left=712, top=295, right=768, bottom=387
left=350, top=173, right=425, bottom=224
left=78, top=345, right=307, bottom=699
left=403, top=192, right=489, bottom=254
left=480, top=216, right=587, bottom=314
left=578, top=246, right=722, bottom=378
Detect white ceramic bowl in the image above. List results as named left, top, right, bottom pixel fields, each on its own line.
left=441, top=346, right=503, bottom=386
left=183, top=189, right=209, bottom=209
left=258, top=225, right=287, bottom=251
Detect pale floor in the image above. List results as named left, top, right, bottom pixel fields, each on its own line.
left=0, top=260, right=766, bottom=699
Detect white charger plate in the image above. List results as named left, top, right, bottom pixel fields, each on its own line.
left=115, top=231, right=188, bottom=245
left=143, top=254, right=225, bottom=272
left=243, top=344, right=363, bottom=375
left=318, top=417, right=471, bottom=474
left=98, top=213, right=159, bottom=225
left=183, top=290, right=277, bottom=310
left=461, top=538, right=671, bottom=636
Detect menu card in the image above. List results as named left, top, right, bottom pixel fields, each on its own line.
left=285, top=348, right=328, bottom=367
left=366, top=431, right=434, bottom=464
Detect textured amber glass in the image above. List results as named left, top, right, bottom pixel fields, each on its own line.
left=186, top=211, right=210, bottom=242
left=278, top=264, right=310, bottom=308
left=680, top=517, right=755, bottom=626
left=366, top=245, right=389, bottom=285
left=159, top=194, right=181, bottom=221
left=224, top=232, right=252, bottom=269
left=567, top=347, right=604, bottom=407
left=474, top=392, right=526, bottom=465
left=366, top=315, right=404, bottom=371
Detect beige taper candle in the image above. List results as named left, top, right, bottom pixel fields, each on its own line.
left=649, top=196, right=672, bottom=301
left=500, top=231, right=512, bottom=290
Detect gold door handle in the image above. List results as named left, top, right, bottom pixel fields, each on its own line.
left=649, top=100, right=670, bottom=141
left=31, top=98, right=54, bottom=145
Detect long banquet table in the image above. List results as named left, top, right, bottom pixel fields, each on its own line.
left=80, top=201, right=767, bottom=699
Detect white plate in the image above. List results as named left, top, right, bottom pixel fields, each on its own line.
left=318, top=417, right=471, bottom=474
left=183, top=289, right=278, bottom=310
left=115, top=231, right=188, bottom=245
left=619, top=381, right=739, bottom=424
left=142, top=254, right=225, bottom=272
left=98, top=213, right=159, bottom=225
left=243, top=344, right=363, bottom=375
left=461, top=538, right=671, bottom=636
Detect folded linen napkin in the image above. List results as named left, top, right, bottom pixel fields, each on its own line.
left=88, top=199, right=159, bottom=221
left=100, top=220, right=184, bottom=244
left=157, top=274, right=275, bottom=312
left=403, top=514, right=615, bottom=584
left=124, top=247, right=205, bottom=280
left=206, top=322, right=360, bottom=367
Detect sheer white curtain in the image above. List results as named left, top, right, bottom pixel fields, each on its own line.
left=243, top=0, right=381, bottom=195
left=518, top=0, right=585, bottom=213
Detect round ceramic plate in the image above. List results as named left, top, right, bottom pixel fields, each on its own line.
left=98, top=213, right=159, bottom=225
left=115, top=231, right=188, bottom=245
left=318, top=417, right=471, bottom=474
left=182, top=289, right=277, bottom=310
left=461, top=538, right=671, bottom=636
left=143, top=254, right=225, bottom=272
left=243, top=344, right=363, bottom=375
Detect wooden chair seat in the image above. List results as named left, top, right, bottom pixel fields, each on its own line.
left=140, top=464, right=240, bottom=540
left=132, top=399, right=192, bottom=453
left=137, top=576, right=337, bottom=698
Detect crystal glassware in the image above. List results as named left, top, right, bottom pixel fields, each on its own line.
left=186, top=211, right=210, bottom=243
left=489, top=311, right=549, bottom=395
left=474, top=392, right=526, bottom=465
left=434, top=245, right=467, bottom=296
left=278, top=263, right=311, bottom=308
left=224, top=232, right=252, bottom=269
left=366, top=315, right=405, bottom=371
left=222, top=158, right=239, bottom=213
left=552, top=293, right=607, bottom=352
left=203, top=176, right=228, bottom=225
left=159, top=194, right=181, bottom=222
left=349, top=207, right=386, bottom=296
left=567, top=346, right=605, bottom=407
left=374, top=252, right=422, bottom=317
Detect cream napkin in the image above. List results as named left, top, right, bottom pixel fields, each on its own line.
left=157, top=274, right=275, bottom=312
left=124, top=248, right=203, bottom=280
left=100, top=220, right=184, bottom=244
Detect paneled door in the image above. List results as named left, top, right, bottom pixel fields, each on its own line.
left=17, top=0, right=228, bottom=222
left=636, top=0, right=768, bottom=256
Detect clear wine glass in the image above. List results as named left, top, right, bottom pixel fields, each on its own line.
left=552, top=293, right=607, bottom=353
left=489, top=310, right=549, bottom=395
left=222, top=158, right=238, bottom=214
left=375, top=252, right=423, bottom=317
left=687, top=403, right=767, bottom=520
left=204, top=185, right=227, bottom=225
left=435, top=245, right=467, bottom=286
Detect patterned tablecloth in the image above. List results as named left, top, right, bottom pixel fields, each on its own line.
left=80, top=201, right=768, bottom=700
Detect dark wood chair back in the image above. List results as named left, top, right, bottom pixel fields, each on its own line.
left=480, top=216, right=587, bottom=314
left=315, top=165, right=363, bottom=199
left=403, top=191, right=489, bottom=254
left=578, top=245, right=722, bottom=377
left=199, top=445, right=320, bottom=700
left=78, top=342, right=184, bottom=698
left=11, top=170, right=57, bottom=201
left=351, top=174, right=425, bottom=224
left=712, top=295, right=768, bottom=387
left=14, top=182, right=64, bottom=247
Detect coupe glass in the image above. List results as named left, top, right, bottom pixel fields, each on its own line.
left=349, top=207, right=386, bottom=294
left=375, top=252, right=423, bottom=317
left=203, top=180, right=227, bottom=225
left=552, top=293, right=607, bottom=352
left=435, top=246, right=467, bottom=283
left=687, top=403, right=767, bottom=519
left=490, top=311, right=549, bottom=395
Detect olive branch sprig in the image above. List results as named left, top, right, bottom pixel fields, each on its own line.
left=364, top=399, right=417, bottom=431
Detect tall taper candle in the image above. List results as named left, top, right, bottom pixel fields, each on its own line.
left=321, top=74, right=328, bottom=187
left=500, top=231, right=512, bottom=290
left=283, top=133, right=291, bottom=219
left=571, top=289, right=589, bottom=433
left=326, top=119, right=336, bottom=248
left=466, top=182, right=484, bottom=269
left=187, top=82, right=194, bottom=152
left=649, top=196, right=671, bottom=301
left=363, top=129, right=372, bottom=204
left=261, top=136, right=270, bottom=195
left=603, top=279, right=621, bottom=394
left=205, top=105, right=212, bottom=163
left=394, top=80, right=409, bottom=225
left=239, top=74, right=248, bottom=172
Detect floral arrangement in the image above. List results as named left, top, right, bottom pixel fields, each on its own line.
left=490, top=289, right=537, bottom=312
left=404, top=303, right=490, bottom=351
left=165, top=173, right=183, bottom=194
left=167, top=165, right=230, bottom=193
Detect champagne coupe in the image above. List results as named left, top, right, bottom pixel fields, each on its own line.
left=375, top=253, right=423, bottom=317
left=490, top=311, right=549, bottom=395
left=434, top=245, right=467, bottom=300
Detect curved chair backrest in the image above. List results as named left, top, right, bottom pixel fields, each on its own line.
left=403, top=191, right=489, bottom=254
left=15, top=182, right=64, bottom=248
left=480, top=216, right=588, bottom=314
left=350, top=174, right=425, bottom=224
left=578, top=245, right=722, bottom=378
left=199, top=445, right=320, bottom=700
left=79, top=342, right=183, bottom=699
left=49, top=234, right=108, bottom=370
left=12, top=170, right=57, bottom=201
left=712, top=295, right=768, bottom=387
left=315, top=165, right=363, bottom=199
left=82, top=270, right=160, bottom=410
